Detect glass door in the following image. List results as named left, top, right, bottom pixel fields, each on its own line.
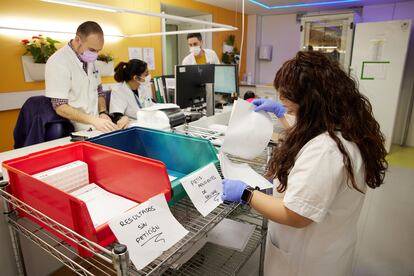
left=301, top=13, right=357, bottom=73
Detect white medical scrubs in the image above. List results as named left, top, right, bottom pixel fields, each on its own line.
left=45, top=44, right=100, bottom=131
left=264, top=132, right=366, bottom=276
left=182, top=48, right=220, bottom=65
left=109, top=81, right=153, bottom=120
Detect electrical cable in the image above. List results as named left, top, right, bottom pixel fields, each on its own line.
left=239, top=0, right=245, bottom=76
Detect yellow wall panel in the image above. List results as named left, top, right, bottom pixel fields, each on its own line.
left=0, top=110, right=19, bottom=152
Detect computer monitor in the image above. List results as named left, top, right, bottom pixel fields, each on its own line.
left=214, top=64, right=239, bottom=94
left=175, top=64, right=215, bottom=110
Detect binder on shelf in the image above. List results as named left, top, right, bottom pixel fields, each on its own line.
left=153, top=76, right=164, bottom=103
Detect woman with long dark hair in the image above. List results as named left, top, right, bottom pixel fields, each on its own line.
left=222, top=51, right=387, bottom=275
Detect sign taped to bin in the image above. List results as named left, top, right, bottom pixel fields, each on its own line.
left=180, top=162, right=223, bottom=217
left=108, top=194, right=188, bottom=270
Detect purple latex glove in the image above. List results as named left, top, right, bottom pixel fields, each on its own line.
left=222, top=179, right=247, bottom=202
left=252, top=98, right=286, bottom=118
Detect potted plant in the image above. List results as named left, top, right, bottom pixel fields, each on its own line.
left=20, top=34, right=59, bottom=82
left=222, top=46, right=240, bottom=65
left=223, top=34, right=235, bottom=54
left=96, top=53, right=114, bottom=77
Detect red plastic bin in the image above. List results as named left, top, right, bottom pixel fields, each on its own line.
left=3, top=141, right=171, bottom=256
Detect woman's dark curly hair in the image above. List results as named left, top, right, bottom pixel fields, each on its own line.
left=267, top=51, right=388, bottom=193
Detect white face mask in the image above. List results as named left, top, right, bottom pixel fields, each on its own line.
left=143, top=74, right=151, bottom=84
left=136, top=74, right=151, bottom=86
left=190, top=46, right=201, bottom=56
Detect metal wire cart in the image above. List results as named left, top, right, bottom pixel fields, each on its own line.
left=1, top=126, right=272, bottom=276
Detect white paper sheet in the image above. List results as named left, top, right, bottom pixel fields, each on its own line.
left=142, top=103, right=180, bottom=111
left=128, top=47, right=142, bottom=60
left=219, top=151, right=273, bottom=190
left=143, top=48, right=155, bottom=70
left=165, top=78, right=176, bottom=89
left=71, top=129, right=103, bottom=139
left=71, top=183, right=138, bottom=228
left=207, top=218, right=255, bottom=252
left=221, top=99, right=273, bottom=160
left=180, top=163, right=223, bottom=217
left=108, top=194, right=188, bottom=270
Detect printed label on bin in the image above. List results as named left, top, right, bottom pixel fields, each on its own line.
left=180, top=163, right=223, bottom=217
left=108, top=193, right=188, bottom=270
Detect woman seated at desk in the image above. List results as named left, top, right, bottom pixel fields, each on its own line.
left=110, top=59, right=153, bottom=129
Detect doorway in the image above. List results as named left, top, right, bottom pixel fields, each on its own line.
left=161, top=4, right=212, bottom=74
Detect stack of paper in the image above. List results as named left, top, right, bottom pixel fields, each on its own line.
left=71, top=183, right=138, bottom=228
left=207, top=218, right=255, bottom=252
left=32, top=161, right=89, bottom=192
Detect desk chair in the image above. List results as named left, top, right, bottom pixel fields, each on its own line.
left=13, top=96, right=74, bottom=148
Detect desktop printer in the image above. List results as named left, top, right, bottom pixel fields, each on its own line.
left=135, top=104, right=186, bottom=130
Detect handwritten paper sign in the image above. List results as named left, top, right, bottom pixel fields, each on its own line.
left=108, top=194, right=188, bottom=270
left=180, top=163, right=223, bottom=217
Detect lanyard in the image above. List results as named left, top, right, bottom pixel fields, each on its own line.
left=133, top=91, right=142, bottom=108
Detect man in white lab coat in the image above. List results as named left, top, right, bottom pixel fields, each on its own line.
left=45, top=21, right=117, bottom=132
left=182, top=33, right=220, bottom=65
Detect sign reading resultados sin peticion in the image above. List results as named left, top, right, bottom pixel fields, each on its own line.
left=109, top=194, right=189, bottom=270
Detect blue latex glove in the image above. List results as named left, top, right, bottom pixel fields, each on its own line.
left=222, top=179, right=247, bottom=202
left=252, top=98, right=286, bottom=118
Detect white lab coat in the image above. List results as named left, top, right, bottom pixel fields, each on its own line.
left=264, top=132, right=366, bottom=276
left=182, top=49, right=220, bottom=65
left=109, top=81, right=153, bottom=120
left=45, top=44, right=100, bottom=131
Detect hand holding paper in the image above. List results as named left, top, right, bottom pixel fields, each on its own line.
left=252, top=98, right=286, bottom=118
left=221, top=179, right=247, bottom=202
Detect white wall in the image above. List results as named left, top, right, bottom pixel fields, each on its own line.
left=246, top=14, right=257, bottom=83
left=361, top=1, right=414, bottom=146
left=251, top=14, right=301, bottom=84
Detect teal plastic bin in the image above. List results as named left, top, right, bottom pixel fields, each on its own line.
left=88, top=127, right=219, bottom=205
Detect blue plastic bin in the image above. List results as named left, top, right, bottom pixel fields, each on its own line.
left=88, top=127, right=219, bottom=204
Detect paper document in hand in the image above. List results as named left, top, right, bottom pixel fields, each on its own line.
left=219, top=151, right=273, bottom=190
left=221, top=99, right=273, bottom=160
left=180, top=163, right=223, bottom=217
left=207, top=218, right=255, bottom=252
left=70, top=183, right=138, bottom=228
left=108, top=193, right=188, bottom=270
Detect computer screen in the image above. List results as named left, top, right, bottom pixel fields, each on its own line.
left=175, top=64, right=215, bottom=109
left=214, top=65, right=239, bottom=94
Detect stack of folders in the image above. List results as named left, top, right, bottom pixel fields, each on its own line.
left=32, top=161, right=138, bottom=228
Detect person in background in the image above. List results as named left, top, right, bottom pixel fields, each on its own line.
left=45, top=21, right=116, bottom=132
left=222, top=51, right=388, bottom=275
left=182, top=33, right=220, bottom=65
left=243, top=90, right=256, bottom=103
left=109, top=59, right=153, bottom=129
